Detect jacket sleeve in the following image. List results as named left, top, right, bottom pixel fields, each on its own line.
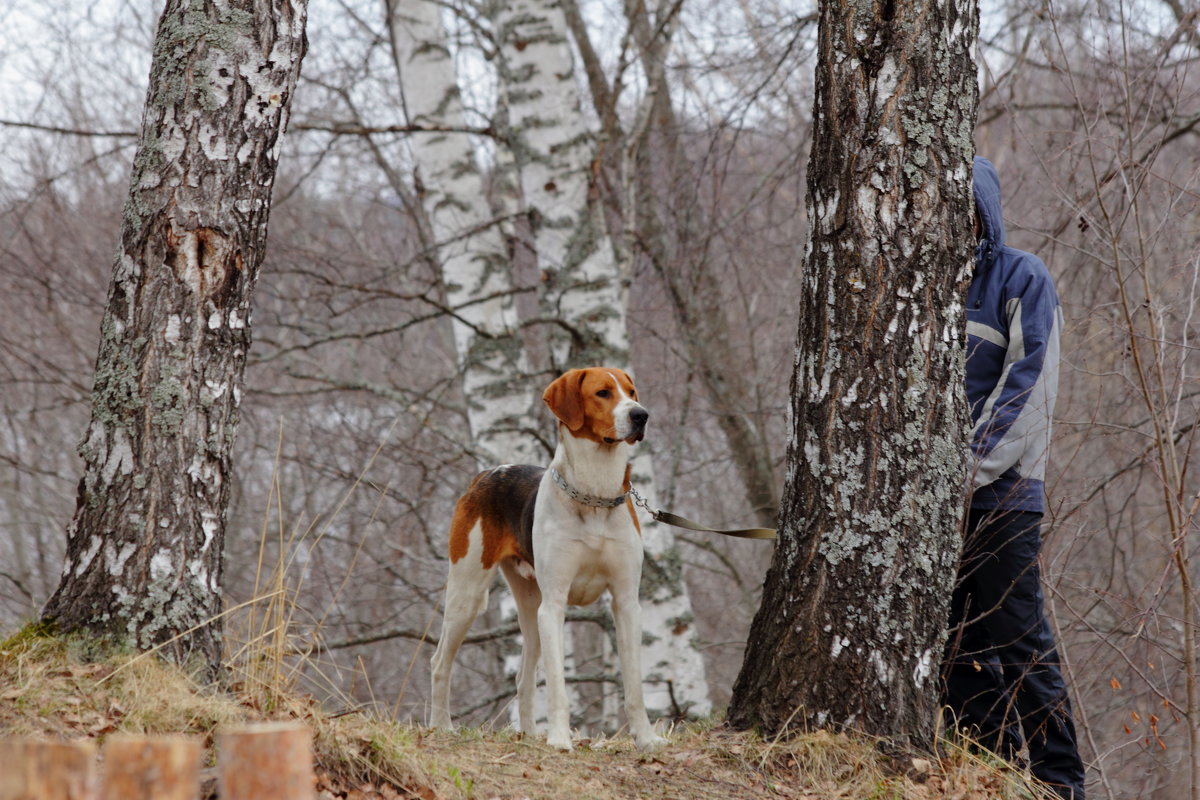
left=970, top=262, right=1062, bottom=490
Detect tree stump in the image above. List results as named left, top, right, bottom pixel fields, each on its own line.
left=0, top=739, right=97, bottom=800
left=99, top=735, right=201, bottom=800
left=217, top=722, right=314, bottom=800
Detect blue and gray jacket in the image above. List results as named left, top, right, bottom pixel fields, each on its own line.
left=967, top=157, right=1062, bottom=513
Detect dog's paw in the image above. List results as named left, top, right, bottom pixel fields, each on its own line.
left=546, top=732, right=574, bottom=752
left=635, top=733, right=667, bottom=753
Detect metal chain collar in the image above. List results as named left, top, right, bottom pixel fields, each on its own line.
left=550, top=468, right=628, bottom=509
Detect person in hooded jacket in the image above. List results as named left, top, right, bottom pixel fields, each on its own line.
left=941, top=156, right=1086, bottom=800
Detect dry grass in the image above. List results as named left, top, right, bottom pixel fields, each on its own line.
left=0, top=624, right=249, bottom=742
left=0, top=621, right=1053, bottom=800
left=380, top=723, right=1047, bottom=800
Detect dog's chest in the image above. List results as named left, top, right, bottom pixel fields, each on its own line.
left=536, top=501, right=638, bottom=606
left=562, top=555, right=609, bottom=605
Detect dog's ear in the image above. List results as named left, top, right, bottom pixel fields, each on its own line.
left=544, top=370, right=586, bottom=431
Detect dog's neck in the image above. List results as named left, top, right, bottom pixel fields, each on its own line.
left=551, top=423, right=631, bottom=501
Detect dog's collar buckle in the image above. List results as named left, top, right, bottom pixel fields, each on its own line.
left=550, top=469, right=627, bottom=509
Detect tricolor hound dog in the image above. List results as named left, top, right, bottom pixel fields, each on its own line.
left=429, top=367, right=666, bottom=752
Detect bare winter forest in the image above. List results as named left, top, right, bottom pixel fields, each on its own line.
left=2, top=0, right=1199, bottom=797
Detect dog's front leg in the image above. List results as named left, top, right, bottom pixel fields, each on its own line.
left=611, top=587, right=667, bottom=752
left=536, top=592, right=572, bottom=751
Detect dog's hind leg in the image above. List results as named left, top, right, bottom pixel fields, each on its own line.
left=500, top=560, right=542, bottom=736
left=429, top=527, right=494, bottom=729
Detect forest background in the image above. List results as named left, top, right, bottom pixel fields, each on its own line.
left=1, top=0, right=1198, bottom=798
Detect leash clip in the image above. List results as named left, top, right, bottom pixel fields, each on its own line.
left=628, top=485, right=655, bottom=516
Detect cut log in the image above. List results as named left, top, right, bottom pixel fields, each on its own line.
left=99, top=735, right=201, bottom=800
left=0, top=739, right=97, bottom=800
left=217, top=722, right=314, bottom=800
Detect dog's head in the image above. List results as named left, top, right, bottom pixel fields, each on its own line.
left=543, top=367, right=649, bottom=445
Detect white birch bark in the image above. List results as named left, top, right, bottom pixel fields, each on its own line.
left=388, top=0, right=540, bottom=468
left=493, top=0, right=712, bottom=719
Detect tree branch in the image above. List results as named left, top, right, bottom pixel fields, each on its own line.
left=318, top=607, right=613, bottom=652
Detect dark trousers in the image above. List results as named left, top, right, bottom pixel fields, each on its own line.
left=942, top=509, right=1086, bottom=800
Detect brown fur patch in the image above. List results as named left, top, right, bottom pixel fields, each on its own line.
left=622, top=464, right=641, bottom=535
left=447, top=466, right=543, bottom=568
left=447, top=493, right=478, bottom=564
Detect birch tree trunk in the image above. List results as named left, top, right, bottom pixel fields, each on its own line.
left=42, top=0, right=308, bottom=673
left=727, top=0, right=977, bottom=743
left=386, top=0, right=541, bottom=467
left=493, top=1, right=627, bottom=373
left=493, top=0, right=712, bottom=719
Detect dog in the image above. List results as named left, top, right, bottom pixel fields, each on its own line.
left=428, top=367, right=666, bottom=752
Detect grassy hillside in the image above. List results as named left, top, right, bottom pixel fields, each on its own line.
left=0, top=625, right=1051, bottom=799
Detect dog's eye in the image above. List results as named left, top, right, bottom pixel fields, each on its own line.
left=596, top=389, right=611, bottom=398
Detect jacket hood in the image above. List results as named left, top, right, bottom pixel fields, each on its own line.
left=973, top=156, right=1006, bottom=269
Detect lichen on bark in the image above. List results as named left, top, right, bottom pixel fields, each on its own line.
left=728, top=0, right=978, bottom=745
left=41, top=0, right=309, bottom=675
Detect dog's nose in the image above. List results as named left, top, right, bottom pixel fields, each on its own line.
left=630, top=407, right=649, bottom=427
